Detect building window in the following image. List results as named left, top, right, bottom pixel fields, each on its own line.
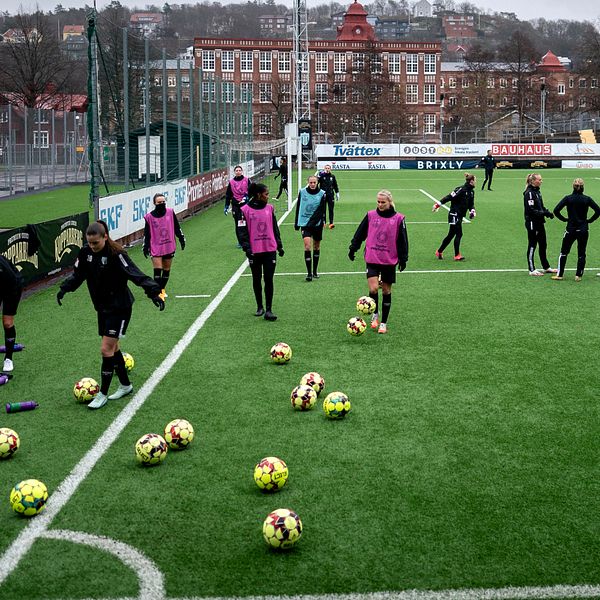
left=240, top=51, right=253, bottom=72
left=221, top=50, right=234, bottom=71
left=241, top=112, right=250, bottom=134
left=280, top=83, right=291, bottom=103
left=33, top=131, right=49, bottom=148
left=511, top=78, right=518, bottom=89
left=351, top=88, right=360, bottom=103
left=424, top=53, right=436, bottom=74
left=591, top=78, right=598, bottom=89
left=474, top=97, right=481, bottom=107
left=0, top=112, right=8, bottom=124
left=221, top=113, right=232, bottom=134
left=168, top=76, right=176, bottom=87
left=259, top=51, right=272, bottom=72
left=315, top=82, right=328, bottom=103
left=487, top=77, right=495, bottom=88
left=201, top=81, right=215, bottom=102
left=487, top=97, right=495, bottom=107
left=371, top=53, right=382, bottom=74
left=407, top=114, right=418, bottom=135
left=579, top=96, right=587, bottom=107
left=333, top=83, right=346, bottom=103
left=461, top=77, right=469, bottom=88
left=500, top=96, right=507, bottom=107
left=462, top=97, right=469, bottom=107
left=259, top=83, right=272, bottom=102
left=569, top=78, right=574, bottom=88
left=406, top=83, right=418, bottom=103
left=579, top=78, right=587, bottom=88
left=352, top=53, right=365, bottom=73
left=334, top=53, right=346, bottom=74
left=371, top=116, right=382, bottom=135
left=278, top=51, right=290, bottom=72
left=351, top=114, right=364, bottom=132
left=388, top=53, right=401, bottom=74
left=222, top=82, right=234, bottom=103
left=557, top=83, right=565, bottom=95
left=406, top=54, right=418, bottom=74
left=500, top=78, right=507, bottom=88
left=440, top=77, right=445, bottom=89
left=33, top=111, right=49, bottom=124
left=448, top=96, right=457, bottom=107
left=449, top=77, right=456, bottom=89
left=202, top=50, right=215, bottom=71
left=423, top=83, right=436, bottom=104
left=259, top=114, right=272, bottom=135
left=423, top=114, right=436, bottom=134
left=181, top=76, right=190, bottom=88
left=315, top=52, right=328, bottom=73
left=241, top=82, right=253, bottom=103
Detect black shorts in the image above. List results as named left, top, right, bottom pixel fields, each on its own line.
left=301, top=226, right=323, bottom=242
left=151, top=252, right=175, bottom=259
left=366, top=263, right=396, bottom=284
left=97, top=309, right=132, bottom=339
left=0, top=286, right=22, bottom=317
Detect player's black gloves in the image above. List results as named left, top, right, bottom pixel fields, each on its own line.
left=143, top=247, right=150, bottom=258
left=544, top=210, right=554, bottom=219
left=278, top=248, right=285, bottom=257
left=348, top=249, right=355, bottom=261
left=245, top=250, right=254, bottom=262
left=152, top=297, right=165, bottom=311
left=180, top=239, right=186, bottom=250
left=398, top=262, right=406, bottom=272
left=294, top=225, right=299, bottom=231
left=56, top=290, right=65, bottom=306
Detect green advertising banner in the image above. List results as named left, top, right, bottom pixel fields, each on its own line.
left=0, top=212, right=89, bottom=286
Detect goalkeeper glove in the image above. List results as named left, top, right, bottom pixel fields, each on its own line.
left=348, top=250, right=355, bottom=262
left=469, top=209, right=477, bottom=219
left=336, top=192, right=340, bottom=201
left=432, top=202, right=441, bottom=212
left=398, top=262, right=406, bottom=272
left=224, top=206, right=229, bottom=216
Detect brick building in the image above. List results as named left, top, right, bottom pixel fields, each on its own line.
left=193, top=0, right=442, bottom=142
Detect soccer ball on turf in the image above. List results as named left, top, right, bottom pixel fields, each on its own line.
left=164, top=418, right=194, bottom=450
left=73, top=377, right=100, bottom=403
left=10, top=479, right=48, bottom=517
left=121, top=352, right=135, bottom=372
left=323, top=391, right=351, bottom=419
left=270, top=342, right=292, bottom=364
left=290, top=384, right=317, bottom=411
left=356, top=295, right=376, bottom=315
left=254, top=456, right=288, bottom=492
left=262, top=508, right=303, bottom=549
left=135, top=433, right=168, bottom=466
left=0, top=427, right=20, bottom=460
left=347, top=317, right=367, bottom=336
left=299, top=372, right=325, bottom=396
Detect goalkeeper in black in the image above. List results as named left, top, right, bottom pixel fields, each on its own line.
left=317, top=164, right=340, bottom=229
left=57, top=220, right=164, bottom=409
left=0, top=254, right=23, bottom=373
left=551, top=177, right=600, bottom=281
left=478, top=150, right=496, bottom=191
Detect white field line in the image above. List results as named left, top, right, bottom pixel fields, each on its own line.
left=241, top=268, right=597, bottom=278
left=0, top=203, right=298, bottom=587
left=174, top=294, right=211, bottom=298
left=280, top=221, right=445, bottom=226
left=42, top=529, right=165, bottom=600
left=419, top=188, right=471, bottom=223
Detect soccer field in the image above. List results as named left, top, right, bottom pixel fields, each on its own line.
left=1, top=168, right=599, bottom=600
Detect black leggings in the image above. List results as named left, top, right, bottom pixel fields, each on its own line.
left=326, top=193, right=335, bottom=225
left=526, top=222, right=550, bottom=271
left=438, top=222, right=463, bottom=256
left=249, top=252, right=276, bottom=310
left=558, top=229, right=589, bottom=277
left=275, top=179, right=287, bottom=199
left=482, top=169, right=494, bottom=189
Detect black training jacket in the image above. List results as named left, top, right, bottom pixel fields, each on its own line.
left=553, top=191, right=600, bottom=232
left=60, top=245, right=159, bottom=313
left=439, top=184, right=475, bottom=218
left=523, top=184, right=551, bottom=224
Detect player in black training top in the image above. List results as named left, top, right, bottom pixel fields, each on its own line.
left=316, top=164, right=340, bottom=229
left=57, top=221, right=164, bottom=409
left=433, top=173, right=477, bottom=261
left=478, top=150, right=496, bottom=191
left=0, top=254, right=23, bottom=373
left=523, top=173, right=557, bottom=277
left=551, top=177, right=600, bottom=281
left=273, top=156, right=288, bottom=201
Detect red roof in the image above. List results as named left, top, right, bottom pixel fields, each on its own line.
left=336, top=0, right=376, bottom=42
left=537, top=50, right=566, bottom=73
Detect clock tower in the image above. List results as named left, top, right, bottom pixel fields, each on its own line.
left=336, top=0, right=376, bottom=41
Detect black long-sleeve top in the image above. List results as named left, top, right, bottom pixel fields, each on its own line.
left=275, top=163, right=287, bottom=182
left=523, top=184, right=551, bottom=224
left=294, top=187, right=327, bottom=229
left=142, top=208, right=185, bottom=256
left=0, top=255, right=23, bottom=292
left=59, top=244, right=160, bottom=313
left=553, top=191, right=600, bottom=232
left=439, top=183, right=475, bottom=219
left=478, top=155, right=496, bottom=171
left=317, top=171, right=339, bottom=197
left=235, top=199, right=283, bottom=254
left=349, top=207, right=409, bottom=266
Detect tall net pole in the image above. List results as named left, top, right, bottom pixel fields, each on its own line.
left=87, top=7, right=100, bottom=219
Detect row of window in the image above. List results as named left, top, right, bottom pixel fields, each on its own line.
left=442, top=76, right=599, bottom=93
left=201, top=50, right=438, bottom=75
left=444, top=95, right=590, bottom=109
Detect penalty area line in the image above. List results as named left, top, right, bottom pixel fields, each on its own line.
left=0, top=202, right=298, bottom=588
left=419, top=188, right=471, bottom=223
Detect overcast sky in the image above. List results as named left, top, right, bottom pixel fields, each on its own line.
left=3, top=0, right=599, bottom=24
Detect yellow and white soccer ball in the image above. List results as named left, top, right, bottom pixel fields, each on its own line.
left=254, top=456, right=288, bottom=492
left=122, top=352, right=135, bottom=372
left=135, top=433, right=168, bottom=466
left=262, top=508, right=303, bottom=549
left=164, top=418, right=194, bottom=450
left=356, top=295, right=376, bottom=315
left=73, top=377, right=100, bottom=403
left=290, top=384, right=317, bottom=411
left=270, top=342, right=292, bottom=364
left=10, top=479, right=48, bottom=517
left=299, top=372, right=325, bottom=396
left=0, top=427, right=20, bottom=460
left=323, top=391, right=351, bottom=419
left=347, top=316, right=367, bottom=336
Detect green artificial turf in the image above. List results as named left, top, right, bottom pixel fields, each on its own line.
left=0, top=168, right=599, bottom=599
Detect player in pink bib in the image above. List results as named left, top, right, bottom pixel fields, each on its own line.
left=236, top=183, right=284, bottom=321
left=143, top=193, right=186, bottom=301
left=348, top=190, right=408, bottom=334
